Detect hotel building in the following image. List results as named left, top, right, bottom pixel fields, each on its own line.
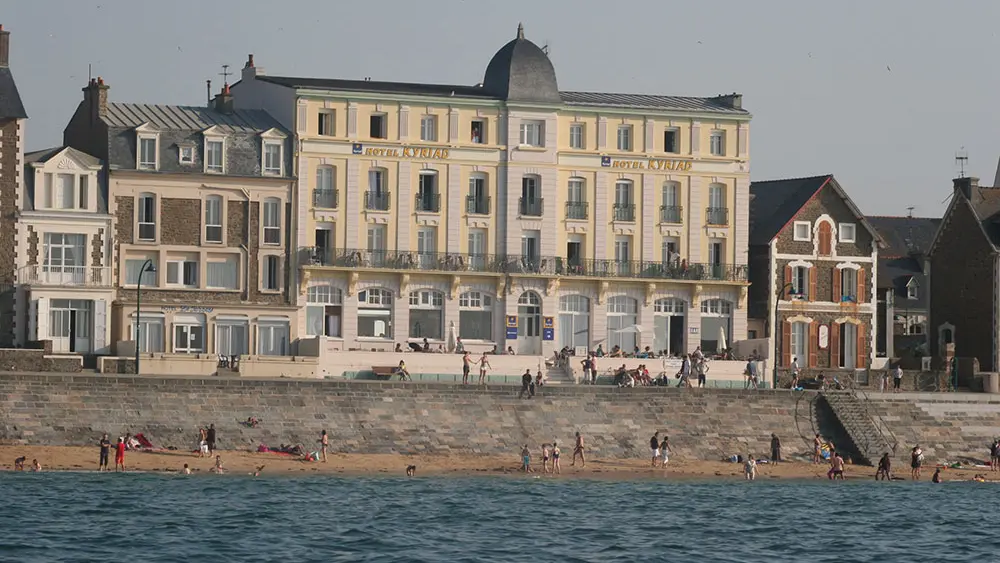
left=232, top=25, right=751, bottom=356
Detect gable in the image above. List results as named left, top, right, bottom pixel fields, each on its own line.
left=929, top=192, right=997, bottom=258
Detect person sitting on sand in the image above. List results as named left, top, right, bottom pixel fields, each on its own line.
left=182, top=463, right=191, bottom=475
left=14, top=456, right=25, bottom=471
left=214, top=455, right=226, bottom=474
left=31, top=459, right=41, bottom=472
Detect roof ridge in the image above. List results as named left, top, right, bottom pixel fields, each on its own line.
left=866, top=214, right=940, bottom=220
left=750, top=174, right=832, bottom=185
left=561, top=90, right=723, bottom=100
left=261, top=75, right=481, bottom=90
left=108, top=101, right=267, bottom=114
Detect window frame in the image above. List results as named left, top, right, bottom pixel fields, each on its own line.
left=204, top=137, right=225, bottom=174
left=839, top=223, right=857, bottom=243
left=793, top=221, right=812, bottom=242
left=165, top=259, right=199, bottom=288
left=136, top=193, right=157, bottom=242
left=420, top=114, right=438, bottom=142
left=709, top=130, right=725, bottom=156
left=178, top=145, right=194, bottom=165
left=258, top=320, right=290, bottom=356
left=840, top=267, right=858, bottom=302
left=370, top=113, right=387, bottom=139
left=790, top=321, right=808, bottom=363
left=262, top=141, right=283, bottom=176
left=569, top=122, right=584, bottom=149
left=137, top=135, right=158, bottom=171
left=261, top=254, right=281, bottom=292
left=205, top=256, right=239, bottom=290
left=791, top=265, right=809, bottom=298
left=616, top=124, right=633, bottom=152
left=318, top=110, right=336, bottom=136
left=519, top=120, right=544, bottom=147
left=204, top=195, right=224, bottom=244
left=906, top=281, right=918, bottom=300
left=458, top=291, right=494, bottom=342
left=663, top=128, right=679, bottom=153
left=262, top=197, right=282, bottom=246
left=470, top=119, right=486, bottom=144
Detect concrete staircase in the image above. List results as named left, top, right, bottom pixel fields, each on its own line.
left=543, top=364, right=577, bottom=385
left=820, top=390, right=898, bottom=465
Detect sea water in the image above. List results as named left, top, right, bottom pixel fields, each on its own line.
left=0, top=473, right=992, bottom=562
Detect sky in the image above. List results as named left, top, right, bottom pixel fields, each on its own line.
left=4, top=0, right=1000, bottom=217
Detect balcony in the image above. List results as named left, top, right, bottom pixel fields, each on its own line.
left=660, top=205, right=683, bottom=224
left=706, top=207, right=729, bottom=226
left=612, top=203, right=636, bottom=222
left=298, top=247, right=748, bottom=282
left=466, top=195, right=491, bottom=215
left=312, top=188, right=338, bottom=209
left=565, top=201, right=588, bottom=220
left=365, top=191, right=391, bottom=211
left=415, top=192, right=441, bottom=213
left=519, top=197, right=544, bottom=217
left=20, top=265, right=112, bottom=287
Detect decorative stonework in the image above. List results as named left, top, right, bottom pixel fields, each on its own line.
left=644, top=282, right=657, bottom=306
left=449, top=275, right=460, bottom=300
left=347, top=272, right=359, bottom=296
left=597, top=281, right=609, bottom=304
left=398, top=274, right=410, bottom=298
left=738, top=285, right=748, bottom=309
left=545, top=277, right=560, bottom=296
left=692, top=284, right=703, bottom=306
left=26, top=226, right=38, bottom=266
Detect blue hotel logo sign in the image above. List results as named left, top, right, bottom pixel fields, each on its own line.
left=600, top=156, right=612, bottom=167
left=352, top=143, right=363, bottom=155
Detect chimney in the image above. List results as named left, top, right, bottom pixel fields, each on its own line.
left=0, top=24, right=10, bottom=68
left=953, top=176, right=979, bottom=201
left=713, top=92, right=743, bottom=110
left=241, top=53, right=263, bottom=82
left=82, top=76, right=110, bottom=125
left=213, top=83, right=234, bottom=114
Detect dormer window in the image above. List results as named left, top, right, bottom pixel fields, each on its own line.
left=178, top=145, right=194, bottom=164
left=263, top=142, right=282, bottom=176
left=907, top=280, right=918, bottom=300
left=41, top=172, right=91, bottom=211
left=205, top=139, right=224, bottom=173
left=138, top=136, right=157, bottom=170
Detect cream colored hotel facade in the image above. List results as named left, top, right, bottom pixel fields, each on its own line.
left=232, top=25, right=751, bottom=356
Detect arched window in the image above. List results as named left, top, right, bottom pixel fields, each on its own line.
left=607, top=295, right=639, bottom=353
left=818, top=221, right=833, bottom=256
left=699, top=298, right=732, bottom=353
left=516, top=291, right=542, bottom=354
left=459, top=291, right=494, bottom=341
left=653, top=298, right=686, bottom=356
left=558, top=294, right=590, bottom=350
left=358, top=288, right=393, bottom=338
left=409, top=289, right=444, bottom=340
left=306, top=284, right=343, bottom=337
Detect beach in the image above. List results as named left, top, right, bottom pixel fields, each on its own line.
left=1, top=445, right=995, bottom=481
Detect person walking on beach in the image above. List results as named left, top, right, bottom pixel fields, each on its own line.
left=207, top=424, right=217, bottom=455
left=660, top=436, right=671, bottom=466
left=477, top=352, right=491, bottom=385
left=521, top=445, right=532, bottom=473
left=572, top=432, right=586, bottom=467
left=911, top=445, right=924, bottom=480
left=744, top=456, right=757, bottom=480
left=98, top=433, right=112, bottom=471
left=541, top=444, right=550, bottom=474
left=650, top=432, right=661, bottom=467
left=319, top=430, right=329, bottom=462
left=990, top=439, right=1000, bottom=472
left=876, top=452, right=892, bottom=481
left=115, top=437, right=126, bottom=472
left=519, top=369, right=532, bottom=399
left=813, top=434, right=823, bottom=464
left=770, top=434, right=781, bottom=464
left=462, top=352, right=472, bottom=385
left=551, top=442, right=562, bottom=474
left=829, top=452, right=845, bottom=480
left=198, top=427, right=208, bottom=457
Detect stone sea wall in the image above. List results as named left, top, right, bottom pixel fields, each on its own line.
left=0, top=374, right=997, bottom=465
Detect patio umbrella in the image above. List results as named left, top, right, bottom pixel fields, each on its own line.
left=718, top=326, right=728, bottom=352
left=615, top=324, right=643, bottom=334
left=446, top=321, right=457, bottom=353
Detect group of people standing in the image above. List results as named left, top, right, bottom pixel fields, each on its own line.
left=520, top=432, right=586, bottom=474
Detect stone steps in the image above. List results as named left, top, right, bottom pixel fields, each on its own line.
left=821, top=391, right=896, bottom=464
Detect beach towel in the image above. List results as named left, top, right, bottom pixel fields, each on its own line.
left=135, top=433, right=154, bottom=448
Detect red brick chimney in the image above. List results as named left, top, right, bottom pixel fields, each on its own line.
left=213, top=82, right=234, bottom=114
left=82, top=76, right=110, bottom=125
left=241, top=53, right=263, bottom=82
left=0, top=24, right=11, bottom=68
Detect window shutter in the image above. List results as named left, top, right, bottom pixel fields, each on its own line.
left=93, top=300, right=107, bottom=353
left=829, top=322, right=841, bottom=368
left=809, top=321, right=818, bottom=368
left=818, top=223, right=832, bottom=256
left=856, top=268, right=867, bottom=303
left=833, top=268, right=842, bottom=303
left=808, top=267, right=817, bottom=302
left=784, top=264, right=793, bottom=294
left=782, top=320, right=792, bottom=367
left=856, top=323, right=867, bottom=369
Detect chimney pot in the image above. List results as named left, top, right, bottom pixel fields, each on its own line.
left=246, top=54, right=254, bottom=68
left=0, top=24, right=9, bottom=68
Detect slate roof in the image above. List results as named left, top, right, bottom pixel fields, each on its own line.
left=866, top=216, right=941, bottom=258
left=749, top=175, right=832, bottom=245
left=559, top=92, right=749, bottom=114
left=102, top=102, right=282, bottom=132
left=0, top=67, right=26, bottom=119
left=482, top=26, right=561, bottom=104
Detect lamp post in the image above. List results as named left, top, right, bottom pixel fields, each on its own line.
left=772, top=282, right=794, bottom=388
left=135, top=259, right=156, bottom=374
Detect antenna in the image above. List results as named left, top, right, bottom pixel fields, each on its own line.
left=219, top=64, right=232, bottom=86
left=88, top=63, right=92, bottom=82
left=906, top=206, right=914, bottom=218
left=956, top=148, right=969, bottom=178
left=542, top=40, right=551, bottom=55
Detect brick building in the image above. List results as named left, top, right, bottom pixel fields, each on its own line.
left=63, top=79, right=297, bottom=357
left=0, top=24, right=27, bottom=347
left=927, top=176, right=1000, bottom=370
left=748, top=175, right=882, bottom=378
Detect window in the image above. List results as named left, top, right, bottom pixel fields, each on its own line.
left=709, top=130, right=725, bottom=156
left=166, top=260, right=199, bottom=287
left=519, top=120, right=543, bottom=147
left=205, top=139, right=224, bottom=173
left=138, top=137, right=157, bottom=170
left=459, top=291, right=494, bottom=341
left=54, top=174, right=75, bottom=209
left=263, top=142, right=282, bottom=175
left=700, top=299, right=732, bottom=315
left=262, top=198, right=281, bottom=245
left=416, top=227, right=437, bottom=268
left=179, top=146, right=194, bottom=164
left=417, top=172, right=439, bottom=212
left=420, top=115, right=438, bottom=142
left=370, top=113, right=387, bottom=139
left=206, top=257, right=238, bottom=289
left=173, top=314, right=205, bottom=354
left=791, top=266, right=809, bottom=298
left=617, top=125, right=633, bottom=151
left=306, top=285, right=344, bottom=337
left=607, top=295, right=638, bottom=353
left=793, top=221, right=811, bottom=241
left=664, top=128, right=679, bottom=153
left=653, top=298, right=686, bottom=357
left=661, top=182, right=681, bottom=223
left=262, top=255, right=280, bottom=291
left=841, top=268, right=858, bottom=302
left=614, top=180, right=634, bottom=221
left=707, top=183, right=727, bottom=225
left=315, top=165, right=336, bottom=208
left=131, top=313, right=164, bottom=353
left=318, top=111, right=335, bottom=136
left=124, top=258, right=156, bottom=286
left=614, top=236, right=632, bottom=275
left=520, top=175, right=542, bottom=216
left=78, top=175, right=89, bottom=210
left=205, top=196, right=223, bottom=243
left=258, top=321, right=290, bottom=356
left=471, top=119, right=485, bottom=144
left=566, top=178, right=586, bottom=219
left=791, top=321, right=808, bottom=364
left=468, top=228, right=487, bottom=270
left=708, top=239, right=724, bottom=268
left=358, top=288, right=393, bottom=338
left=43, top=233, right=86, bottom=283
left=216, top=320, right=248, bottom=356
left=661, top=237, right=679, bottom=263
left=366, top=168, right=389, bottom=211
left=558, top=294, right=590, bottom=350
left=137, top=194, right=156, bottom=241
left=839, top=322, right=858, bottom=369
left=409, top=289, right=444, bottom=340
left=467, top=173, right=489, bottom=215
left=907, top=281, right=918, bottom=300
left=839, top=223, right=857, bottom=243
left=367, top=224, right=387, bottom=266
left=569, top=123, right=584, bottom=149
left=818, top=222, right=833, bottom=255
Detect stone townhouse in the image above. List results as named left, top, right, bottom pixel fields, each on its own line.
left=748, top=175, right=882, bottom=379
left=0, top=24, right=26, bottom=347
left=927, top=175, right=1000, bottom=371
left=867, top=214, right=939, bottom=360
left=63, top=79, right=297, bottom=357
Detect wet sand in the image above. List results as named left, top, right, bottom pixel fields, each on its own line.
left=1, top=445, right=996, bottom=481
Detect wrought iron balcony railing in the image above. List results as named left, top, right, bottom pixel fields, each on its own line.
left=313, top=188, right=338, bottom=209
left=565, top=201, right=588, bottom=220
left=415, top=192, right=440, bottom=213
left=466, top=195, right=491, bottom=215
left=612, top=203, right=636, bottom=222
left=706, top=206, right=729, bottom=226
left=519, top=197, right=543, bottom=217
left=660, top=205, right=683, bottom=224
left=365, top=191, right=391, bottom=211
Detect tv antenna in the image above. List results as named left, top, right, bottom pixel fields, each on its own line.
left=906, top=206, right=914, bottom=218
left=219, top=64, right=232, bottom=86
left=956, top=148, right=969, bottom=178
left=542, top=40, right=551, bottom=55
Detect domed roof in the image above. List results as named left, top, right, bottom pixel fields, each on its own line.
left=483, top=24, right=560, bottom=104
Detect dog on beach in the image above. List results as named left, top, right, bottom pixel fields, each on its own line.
left=406, top=465, right=416, bottom=477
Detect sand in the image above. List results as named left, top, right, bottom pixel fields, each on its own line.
left=1, top=445, right=997, bottom=482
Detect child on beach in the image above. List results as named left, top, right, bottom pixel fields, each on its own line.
left=14, top=456, right=25, bottom=471
left=744, top=457, right=757, bottom=480
left=214, top=455, right=226, bottom=474
left=521, top=445, right=532, bottom=473
left=478, top=353, right=491, bottom=384
left=541, top=444, right=550, bottom=474
left=660, top=436, right=671, bottom=466
left=182, top=463, right=191, bottom=475
left=551, top=442, right=561, bottom=474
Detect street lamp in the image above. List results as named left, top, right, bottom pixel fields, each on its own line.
left=772, top=282, right=794, bottom=388
left=135, top=259, right=156, bottom=374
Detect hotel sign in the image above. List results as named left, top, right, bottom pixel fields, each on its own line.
left=352, top=143, right=449, bottom=160
left=601, top=156, right=693, bottom=171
